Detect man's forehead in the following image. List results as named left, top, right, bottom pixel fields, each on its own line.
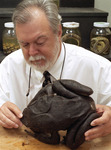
left=26, top=6, right=47, bottom=20
left=18, top=35, right=48, bottom=43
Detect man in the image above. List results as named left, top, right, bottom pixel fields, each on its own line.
left=0, top=0, right=111, bottom=142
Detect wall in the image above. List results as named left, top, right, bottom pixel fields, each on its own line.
left=95, top=0, right=111, bottom=27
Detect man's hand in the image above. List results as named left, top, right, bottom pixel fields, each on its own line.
left=0, top=101, right=23, bottom=128
left=85, top=104, right=111, bottom=141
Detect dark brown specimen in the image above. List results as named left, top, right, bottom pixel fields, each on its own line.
left=21, top=80, right=99, bottom=150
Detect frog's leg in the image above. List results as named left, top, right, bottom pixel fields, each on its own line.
left=36, top=131, right=60, bottom=144
left=74, top=113, right=99, bottom=148
left=25, top=129, right=60, bottom=145
left=65, top=118, right=84, bottom=150
left=66, top=113, right=99, bottom=149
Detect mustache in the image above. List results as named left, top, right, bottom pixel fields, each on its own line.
left=29, top=55, right=46, bottom=61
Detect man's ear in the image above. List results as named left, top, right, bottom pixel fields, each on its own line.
left=58, top=24, right=62, bottom=38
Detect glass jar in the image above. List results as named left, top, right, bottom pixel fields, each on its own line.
left=2, top=22, right=20, bottom=55
left=62, top=22, right=81, bottom=46
left=90, top=22, right=111, bottom=55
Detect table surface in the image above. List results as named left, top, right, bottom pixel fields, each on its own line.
left=0, top=125, right=111, bottom=150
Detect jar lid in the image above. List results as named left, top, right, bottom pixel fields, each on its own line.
left=4, top=22, right=14, bottom=28
left=93, top=22, right=110, bottom=28
left=62, top=22, right=79, bottom=28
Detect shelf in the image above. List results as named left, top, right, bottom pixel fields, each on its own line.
left=59, top=7, right=108, bottom=17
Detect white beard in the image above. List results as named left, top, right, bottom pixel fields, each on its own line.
left=27, top=38, right=60, bottom=73
left=28, top=55, right=50, bottom=73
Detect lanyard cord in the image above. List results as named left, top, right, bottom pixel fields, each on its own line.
left=26, top=67, right=31, bottom=97
left=60, top=42, right=66, bottom=79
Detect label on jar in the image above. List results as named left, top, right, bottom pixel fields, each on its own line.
left=90, top=36, right=110, bottom=55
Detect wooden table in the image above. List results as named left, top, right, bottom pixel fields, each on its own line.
left=0, top=125, right=111, bottom=150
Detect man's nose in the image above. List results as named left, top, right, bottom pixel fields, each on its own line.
left=29, top=43, right=39, bottom=56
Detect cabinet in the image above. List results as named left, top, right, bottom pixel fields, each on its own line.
left=0, top=4, right=109, bottom=62
left=0, top=0, right=21, bottom=8
left=60, top=0, right=94, bottom=7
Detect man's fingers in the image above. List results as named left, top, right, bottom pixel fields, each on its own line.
left=2, top=102, right=23, bottom=118
left=0, top=112, right=19, bottom=128
left=0, top=120, right=13, bottom=129
left=0, top=102, right=23, bottom=128
left=85, top=124, right=109, bottom=141
left=91, top=105, right=111, bottom=126
left=85, top=105, right=111, bottom=141
left=91, top=115, right=109, bottom=126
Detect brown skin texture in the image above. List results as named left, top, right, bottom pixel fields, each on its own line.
left=21, top=79, right=99, bottom=149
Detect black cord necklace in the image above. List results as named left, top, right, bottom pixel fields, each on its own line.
left=26, top=42, right=66, bottom=97
left=60, top=42, right=66, bottom=79
left=26, top=67, right=31, bottom=97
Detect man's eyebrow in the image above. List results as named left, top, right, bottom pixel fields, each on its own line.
left=18, top=35, right=47, bottom=43
left=36, top=35, right=47, bottom=41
